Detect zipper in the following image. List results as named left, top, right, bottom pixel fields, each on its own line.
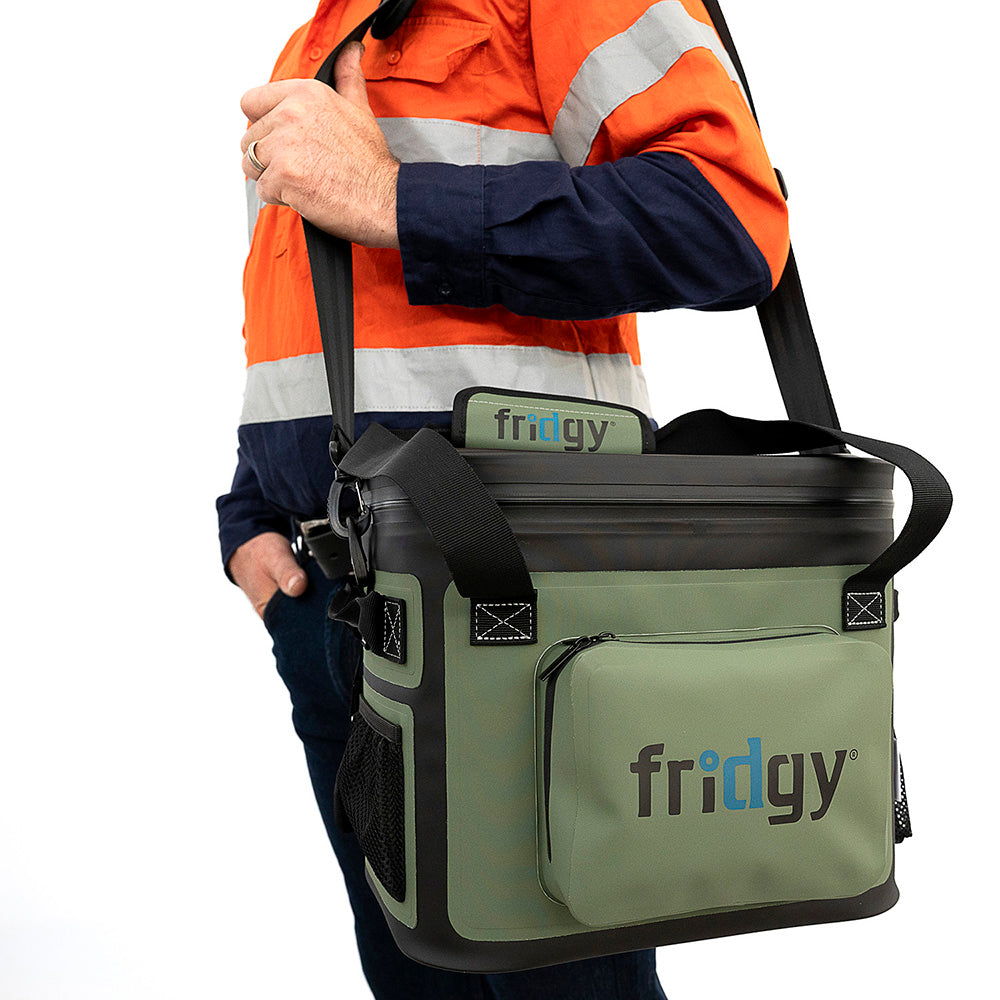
left=541, top=633, right=615, bottom=861
left=367, top=496, right=881, bottom=510
left=538, top=632, right=615, bottom=683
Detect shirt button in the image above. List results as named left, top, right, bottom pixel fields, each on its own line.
left=387, top=50, right=402, bottom=64
left=309, top=46, right=323, bottom=60
left=438, top=281, right=453, bottom=297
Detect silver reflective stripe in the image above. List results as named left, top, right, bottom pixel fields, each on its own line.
left=553, top=0, right=749, bottom=167
left=240, top=354, right=330, bottom=424
left=378, top=117, right=564, bottom=165
left=246, top=178, right=264, bottom=245
left=240, top=347, right=649, bottom=424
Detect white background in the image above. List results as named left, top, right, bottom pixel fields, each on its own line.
left=1, top=2, right=994, bottom=997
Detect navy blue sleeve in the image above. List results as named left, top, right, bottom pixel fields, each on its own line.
left=216, top=445, right=292, bottom=579
left=396, top=151, right=772, bottom=321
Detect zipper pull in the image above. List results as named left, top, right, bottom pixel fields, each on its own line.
left=538, top=632, right=615, bottom=683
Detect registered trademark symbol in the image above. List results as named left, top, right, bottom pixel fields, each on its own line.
left=610, top=420, right=617, bottom=426
left=850, top=749, right=859, bottom=760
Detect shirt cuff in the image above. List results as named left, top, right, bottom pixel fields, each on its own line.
left=397, top=161, right=487, bottom=307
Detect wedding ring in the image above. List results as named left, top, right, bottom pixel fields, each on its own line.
left=247, top=139, right=266, bottom=173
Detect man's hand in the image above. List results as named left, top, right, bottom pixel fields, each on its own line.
left=241, top=42, right=400, bottom=248
left=229, top=532, right=309, bottom=619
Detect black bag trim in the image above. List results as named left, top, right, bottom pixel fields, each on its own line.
left=357, top=696, right=402, bottom=744
left=374, top=867, right=899, bottom=973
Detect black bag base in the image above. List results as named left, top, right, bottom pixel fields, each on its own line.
left=367, top=869, right=899, bottom=973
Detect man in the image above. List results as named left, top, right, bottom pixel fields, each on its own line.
left=219, top=1, right=788, bottom=995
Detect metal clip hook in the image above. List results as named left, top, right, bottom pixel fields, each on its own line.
left=354, top=481, right=368, bottom=518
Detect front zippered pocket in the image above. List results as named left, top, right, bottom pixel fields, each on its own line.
left=535, top=627, right=894, bottom=928
left=538, top=628, right=836, bottom=862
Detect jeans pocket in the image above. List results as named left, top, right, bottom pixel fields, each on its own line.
left=265, top=563, right=352, bottom=742
left=261, top=586, right=287, bottom=633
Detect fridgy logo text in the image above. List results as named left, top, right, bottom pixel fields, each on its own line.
left=629, top=738, right=850, bottom=826
left=493, top=407, right=611, bottom=452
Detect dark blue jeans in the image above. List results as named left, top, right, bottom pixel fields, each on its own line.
left=264, top=559, right=667, bottom=1000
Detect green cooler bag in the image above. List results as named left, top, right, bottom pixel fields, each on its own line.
left=319, top=406, right=949, bottom=972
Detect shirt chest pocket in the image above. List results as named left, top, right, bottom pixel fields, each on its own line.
left=362, top=16, right=497, bottom=163
left=364, top=16, right=494, bottom=82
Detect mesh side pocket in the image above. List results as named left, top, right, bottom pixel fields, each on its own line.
left=894, top=758, right=913, bottom=844
left=334, top=698, right=406, bottom=902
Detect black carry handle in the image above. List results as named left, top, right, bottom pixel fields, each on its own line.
left=331, top=423, right=538, bottom=643
left=302, top=0, right=843, bottom=461
left=333, top=423, right=534, bottom=600
left=656, top=410, right=953, bottom=630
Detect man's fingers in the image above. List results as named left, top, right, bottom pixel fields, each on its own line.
left=241, top=117, right=268, bottom=156
left=334, top=42, right=370, bottom=110
left=235, top=58, right=395, bottom=244
left=255, top=164, right=290, bottom=207
left=241, top=79, right=313, bottom=123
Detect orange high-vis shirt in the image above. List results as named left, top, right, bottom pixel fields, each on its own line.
left=238, top=0, right=789, bottom=429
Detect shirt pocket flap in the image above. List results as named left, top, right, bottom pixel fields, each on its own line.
left=362, top=17, right=492, bottom=83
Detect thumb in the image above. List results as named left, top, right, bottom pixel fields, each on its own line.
left=263, top=538, right=308, bottom=598
left=276, top=557, right=308, bottom=598
left=228, top=531, right=309, bottom=618
left=334, top=41, right=370, bottom=109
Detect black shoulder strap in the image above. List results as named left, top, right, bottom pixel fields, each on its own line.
left=302, top=0, right=421, bottom=462
left=302, top=0, right=842, bottom=457
left=701, top=0, right=841, bottom=432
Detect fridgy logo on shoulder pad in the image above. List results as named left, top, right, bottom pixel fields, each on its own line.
left=629, top=737, right=851, bottom=825
left=493, top=406, right=613, bottom=453
left=455, top=389, right=651, bottom=454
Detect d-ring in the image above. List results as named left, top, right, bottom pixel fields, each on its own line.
left=247, top=139, right=266, bottom=173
